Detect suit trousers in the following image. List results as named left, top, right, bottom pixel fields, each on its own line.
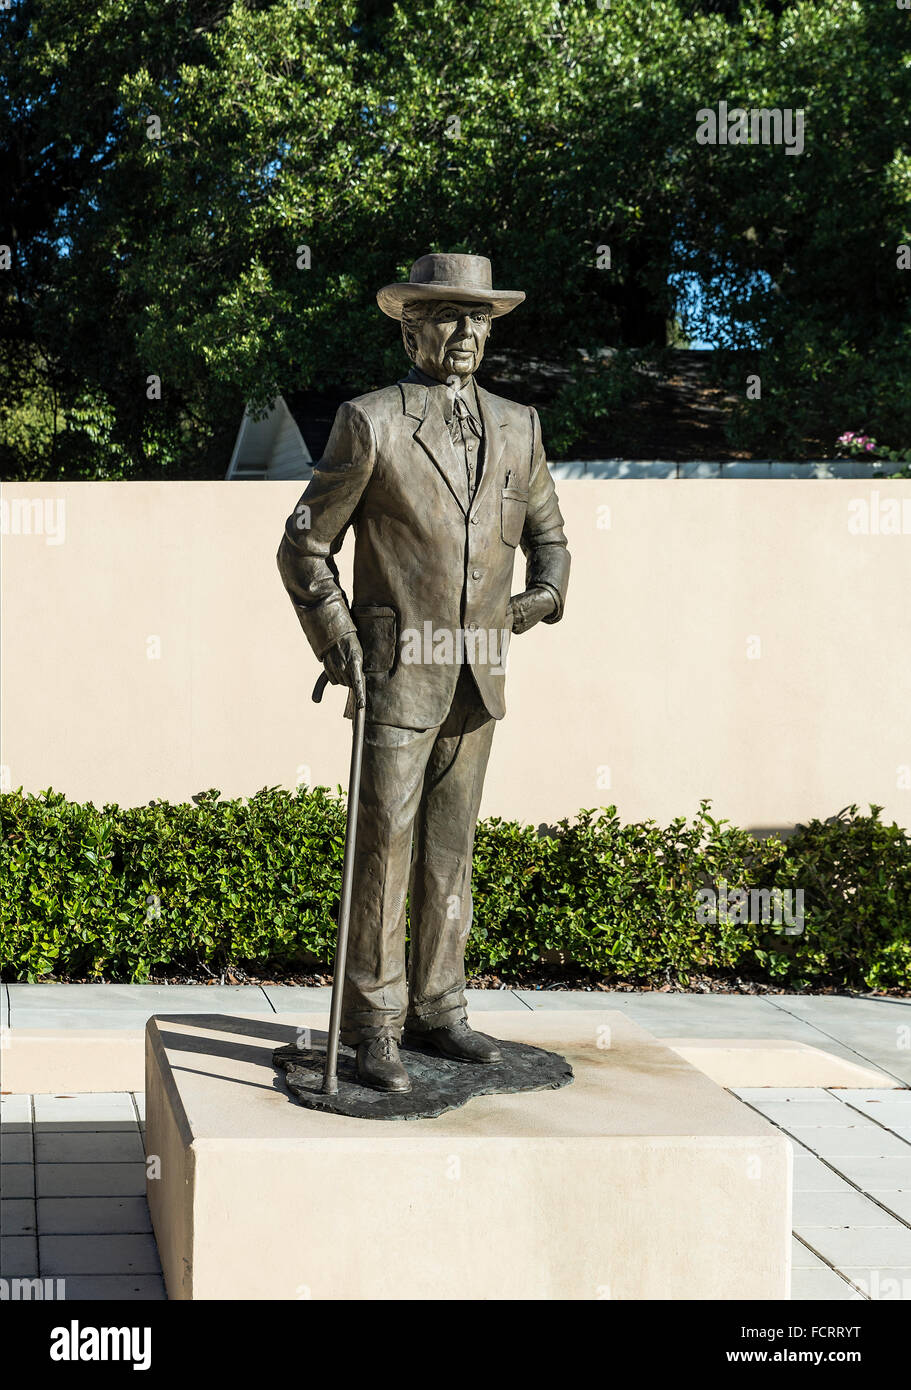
left=339, top=663, right=496, bottom=1045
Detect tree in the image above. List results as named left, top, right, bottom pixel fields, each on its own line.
left=1, top=0, right=909, bottom=476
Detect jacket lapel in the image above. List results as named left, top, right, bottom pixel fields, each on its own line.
left=400, top=379, right=470, bottom=514
left=471, top=385, right=509, bottom=520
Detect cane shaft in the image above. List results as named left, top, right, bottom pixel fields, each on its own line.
left=322, top=701, right=367, bottom=1095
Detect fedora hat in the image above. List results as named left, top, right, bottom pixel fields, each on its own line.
left=376, top=253, right=525, bottom=320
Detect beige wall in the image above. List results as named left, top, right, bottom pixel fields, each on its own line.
left=2, top=480, right=909, bottom=831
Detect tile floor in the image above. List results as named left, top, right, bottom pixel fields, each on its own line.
left=4, top=1084, right=910, bottom=1300
left=733, top=1087, right=911, bottom=1300
left=0, top=1090, right=165, bottom=1300
left=3, top=989, right=909, bottom=1300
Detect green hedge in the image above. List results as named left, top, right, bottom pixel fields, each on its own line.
left=1, top=790, right=908, bottom=991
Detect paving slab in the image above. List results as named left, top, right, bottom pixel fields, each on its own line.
left=792, top=1154, right=856, bottom=1193
left=830, top=1089, right=911, bottom=1107
left=55, top=1274, right=166, bottom=1300
left=669, top=1038, right=892, bottom=1088
left=838, top=1097, right=911, bottom=1118
left=465, top=989, right=530, bottom=1011
left=572, top=993, right=903, bottom=1073
left=35, top=1131, right=146, bottom=1164
left=796, top=1225, right=911, bottom=1268
left=836, top=1103, right=911, bottom=1136
left=766, top=997, right=911, bottom=1084
left=825, top=1156, right=911, bottom=1191
left=0, top=1234, right=38, bottom=1276
left=259, top=985, right=329, bottom=1012
left=39, top=1232, right=162, bottom=1276
left=792, top=1190, right=900, bottom=1227
left=260, top=985, right=529, bottom=1012
left=33, top=1093, right=138, bottom=1124
left=791, top=1236, right=826, bottom=1268
left=36, top=1162, right=147, bottom=1199
left=735, top=1087, right=839, bottom=1104
left=5, top=1011, right=158, bottom=1031
left=3, top=1030, right=145, bottom=1092
left=790, top=1267, right=865, bottom=1300
left=7, top=984, right=273, bottom=1017
left=589, top=995, right=809, bottom=1033
left=786, top=1126, right=911, bottom=1158
left=511, top=990, right=620, bottom=1010
left=1, top=1132, right=34, bottom=1163
left=0, top=1095, right=32, bottom=1124
left=0, top=1164, right=35, bottom=1198
left=37, top=1196, right=152, bottom=1235
left=772, top=996, right=911, bottom=1024
left=873, top=1192, right=911, bottom=1223
left=734, top=1089, right=840, bottom=1100
left=839, top=1268, right=911, bottom=1299
left=33, top=1119, right=140, bottom=1134
left=749, top=1100, right=876, bottom=1128
left=0, top=1198, right=37, bottom=1235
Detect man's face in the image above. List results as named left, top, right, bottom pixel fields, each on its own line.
left=411, top=301, right=492, bottom=384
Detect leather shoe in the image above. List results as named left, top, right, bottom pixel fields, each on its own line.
left=356, top=1036, right=411, bottom=1093
left=409, top=1019, right=503, bottom=1064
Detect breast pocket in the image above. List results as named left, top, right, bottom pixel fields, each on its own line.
left=501, top=487, right=527, bottom=548
left=352, top=604, right=398, bottom=676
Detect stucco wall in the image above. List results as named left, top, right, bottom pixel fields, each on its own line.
left=1, top=479, right=909, bottom=832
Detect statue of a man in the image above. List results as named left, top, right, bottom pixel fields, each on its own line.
left=277, top=253, right=570, bottom=1093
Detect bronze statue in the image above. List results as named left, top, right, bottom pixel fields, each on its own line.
left=278, top=253, right=570, bottom=1094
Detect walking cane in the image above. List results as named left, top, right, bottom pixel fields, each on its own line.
left=312, top=668, right=367, bottom=1095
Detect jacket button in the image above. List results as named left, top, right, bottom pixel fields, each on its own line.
left=472, top=568, right=482, bottom=580
left=468, top=621, right=478, bottom=631
left=470, top=515, right=480, bottom=524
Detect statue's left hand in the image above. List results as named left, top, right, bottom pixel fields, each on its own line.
left=507, top=587, right=556, bottom=636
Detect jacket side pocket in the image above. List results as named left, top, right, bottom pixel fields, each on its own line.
left=501, top=487, right=527, bottom=548
left=351, top=603, right=398, bottom=675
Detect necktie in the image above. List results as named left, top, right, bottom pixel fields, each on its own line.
left=448, top=389, right=481, bottom=443
left=448, top=389, right=482, bottom=498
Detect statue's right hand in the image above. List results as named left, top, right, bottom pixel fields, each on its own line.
left=322, top=633, right=366, bottom=709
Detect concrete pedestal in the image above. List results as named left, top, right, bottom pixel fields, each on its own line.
left=145, top=1010, right=792, bottom=1300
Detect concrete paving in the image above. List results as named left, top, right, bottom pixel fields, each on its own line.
left=0, top=1091, right=165, bottom=1300
left=735, top=1086, right=911, bottom=1301
left=6, top=985, right=909, bottom=1082
left=4, top=1080, right=909, bottom=1301
left=2, top=988, right=908, bottom=1300
left=4, top=982, right=276, bottom=1032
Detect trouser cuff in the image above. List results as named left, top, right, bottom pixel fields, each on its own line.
left=405, top=996, right=467, bottom=1032
left=339, top=1022, right=403, bottom=1047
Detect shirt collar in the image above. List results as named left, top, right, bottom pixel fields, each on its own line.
left=406, top=366, right=481, bottom=429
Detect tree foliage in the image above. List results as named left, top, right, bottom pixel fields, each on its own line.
left=1, top=0, right=909, bottom=476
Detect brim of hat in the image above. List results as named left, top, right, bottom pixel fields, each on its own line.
left=376, top=283, right=525, bottom=320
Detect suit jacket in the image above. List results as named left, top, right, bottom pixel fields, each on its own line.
left=277, top=371, right=571, bottom=728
